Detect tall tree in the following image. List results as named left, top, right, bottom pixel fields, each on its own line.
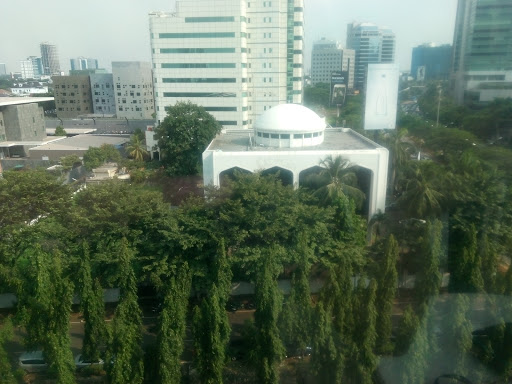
left=157, top=263, right=192, bottom=384
left=480, top=232, right=498, bottom=293
left=415, top=220, right=442, bottom=306
left=106, top=238, right=144, bottom=384
left=193, top=284, right=227, bottom=384
left=0, top=318, right=16, bottom=384
left=375, top=235, right=398, bottom=355
left=155, top=101, right=222, bottom=175
left=345, top=279, right=378, bottom=384
left=383, top=128, right=414, bottom=192
left=253, top=250, right=285, bottom=384
left=449, top=224, right=484, bottom=293
left=78, top=243, right=106, bottom=362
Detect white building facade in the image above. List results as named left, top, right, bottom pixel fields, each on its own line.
left=112, top=62, right=155, bottom=119
left=203, top=104, right=389, bottom=218
left=149, top=0, right=304, bottom=129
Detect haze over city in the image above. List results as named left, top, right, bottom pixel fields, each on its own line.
left=0, top=0, right=457, bottom=73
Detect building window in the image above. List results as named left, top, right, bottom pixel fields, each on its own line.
left=159, top=32, right=236, bottom=38
left=185, top=16, right=235, bottom=22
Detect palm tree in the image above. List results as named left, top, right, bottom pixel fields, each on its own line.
left=398, top=162, right=443, bottom=218
left=314, top=155, right=365, bottom=208
left=383, top=128, right=415, bottom=193
left=126, top=135, right=148, bottom=162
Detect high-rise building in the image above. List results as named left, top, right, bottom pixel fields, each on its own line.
left=0, top=63, right=6, bottom=76
left=346, top=22, right=396, bottom=90
left=149, top=0, right=304, bottom=129
left=451, top=0, right=512, bottom=104
left=310, top=39, right=355, bottom=89
left=112, top=62, right=155, bottom=119
left=40, top=42, right=61, bottom=75
left=20, top=56, right=43, bottom=79
left=411, top=43, right=452, bottom=81
left=70, top=57, right=99, bottom=71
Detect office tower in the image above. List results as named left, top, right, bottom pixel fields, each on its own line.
left=0, top=63, right=6, bottom=76
left=112, top=62, right=155, bottom=119
left=149, top=0, right=304, bottom=129
left=411, top=43, right=452, bottom=81
left=346, top=22, right=396, bottom=90
left=70, top=57, right=99, bottom=71
left=40, top=42, right=61, bottom=75
left=90, top=73, right=116, bottom=115
left=20, top=56, right=43, bottom=79
left=311, top=39, right=355, bottom=89
left=53, top=75, right=93, bottom=118
left=451, top=0, right=512, bottom=104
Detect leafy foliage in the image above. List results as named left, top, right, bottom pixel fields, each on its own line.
left=83, top=144, right=121, bottom=170
left=155, top=101, right=221, bottom=175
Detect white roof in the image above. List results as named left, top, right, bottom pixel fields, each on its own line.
left=254, top=104, right=326, bottom=133
left=0, top=97, right=54, bottom=107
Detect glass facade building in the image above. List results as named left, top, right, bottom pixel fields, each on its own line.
left=346, top=22, right=396, bottom=90
left=452, top=0, right=512, bottom=103
left=411, top=43, right=452, bottom=80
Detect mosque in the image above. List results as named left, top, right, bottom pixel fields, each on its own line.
left=202, top=104, right=389, bottom=218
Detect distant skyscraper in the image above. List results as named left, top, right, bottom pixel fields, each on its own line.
left=20, top=56, right=43, bottom=79
left=346, top=22, right=396, bottom=89
left=40, top=42, right=61, bottom=75
left=70, top=57, right=99, bottom=71
left=149, top=0, right=304, bottom=129
left=0, top=63, right=6, bottom=76
left=411, top=43, right=452, bottom=81
left=311, top=39, right=355, bottom=89
left=451, top=0, right=512, bottom=104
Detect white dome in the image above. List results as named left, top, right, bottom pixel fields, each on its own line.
left=254, top=104, right=326, bottom=133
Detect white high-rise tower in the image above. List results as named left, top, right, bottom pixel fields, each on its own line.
left=149, top=0, right=304, bottom=129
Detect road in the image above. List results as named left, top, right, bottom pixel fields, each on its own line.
left=45, top=118, right=156, bottom=134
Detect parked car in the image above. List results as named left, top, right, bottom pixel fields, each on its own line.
left=74, top=354, right=104, bottom=369
left=18, top=350, right=48, bottom=373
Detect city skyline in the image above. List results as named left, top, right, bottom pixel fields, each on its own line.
left=0, top=0, right=457, bottom=75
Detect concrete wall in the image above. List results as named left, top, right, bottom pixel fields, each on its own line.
left=1, top=103, right=46, bottom=141
left=90, top=73, right=116, bottom=115
left=0, top=111, right=5, bottom=141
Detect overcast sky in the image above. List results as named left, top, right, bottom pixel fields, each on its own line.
left=0, top=0, right=457, bottom=74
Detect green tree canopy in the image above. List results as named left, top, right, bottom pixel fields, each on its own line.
left=155, top=101, right=222, bottom=175
left=83, top=144, right=121, bottom=170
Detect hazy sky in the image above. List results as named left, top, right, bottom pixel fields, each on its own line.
left=0, top=0, right=458, bottom=74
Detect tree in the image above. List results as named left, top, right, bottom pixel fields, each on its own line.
left=83, top=144, right=121, bottom=170
left=193, top=284, right=227, bottom=384
left=253, top=250, right=285, bottom=384
left=156, top=263, right=192, bottom=384
left=345, top=279, right=378, bottom=384
left=60, top=154, right=81, bottom=170
left=382, top=128, right=414, bottom=192
left=375, top=235, right=398, bottom=355
left=398, top=161, right=443, bottom=218
left=55, top=125, right=67, bottom=136
left=0, top=318, right=16, bottom=384
left=314, top=155, right=365, bottom=208
left=415, top=220, right=443, bottom=306
left=126, top=134, right=148, bottom=162
left=106, top=238, right=144, bottom=384
left=395, top=306, right=419, bottom=356
left=155, top=101, right=222, bottom=175
left=449, top=224, right=484, bottom=293
left=78, top=243, right=106, bottom=362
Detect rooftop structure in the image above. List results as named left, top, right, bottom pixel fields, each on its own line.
left=29, top=134, right=130, bottom=160
left=203, top=104, right=388, bottom=217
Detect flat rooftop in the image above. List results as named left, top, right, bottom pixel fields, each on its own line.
left=0, top=97, right=54, bottom=107
left=0, top=136, right=65, bottom=147
left=46, top=128, right=97, bottom=135
left=29, top=134, right=129, bottom=152
left=207, top=128, right=383, bottom=152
